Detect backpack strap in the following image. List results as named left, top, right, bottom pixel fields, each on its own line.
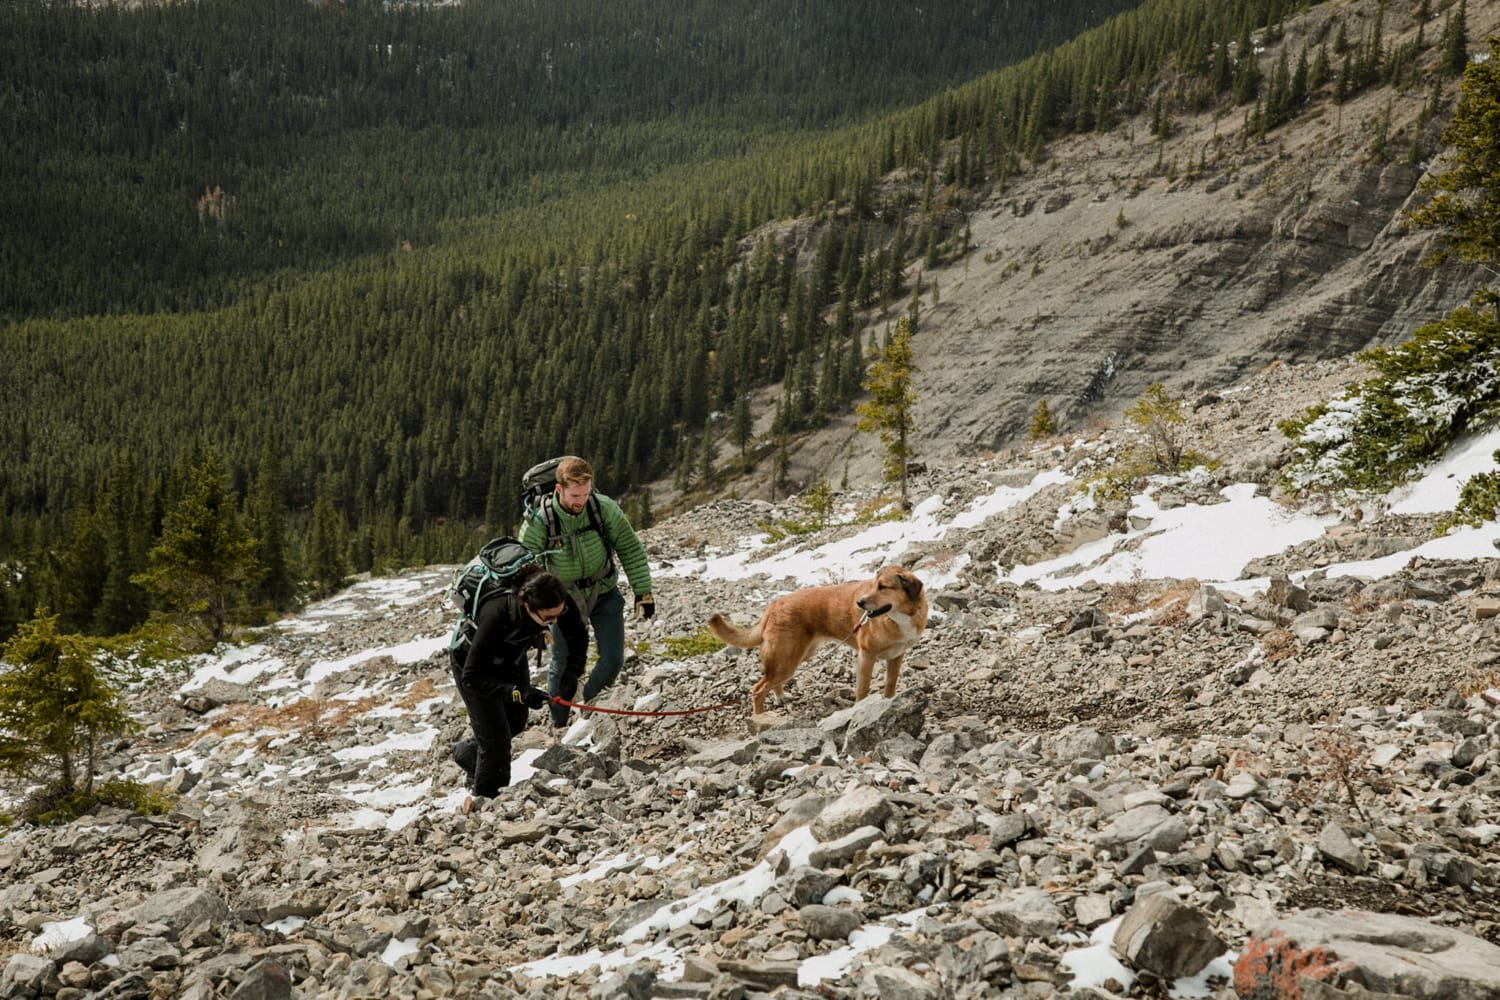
left=540, top=493, right=616, bottom=593
left=586, top=494, right=617, bottom=576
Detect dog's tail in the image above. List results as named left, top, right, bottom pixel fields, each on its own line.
left=707, top=613, right=763, bottom=649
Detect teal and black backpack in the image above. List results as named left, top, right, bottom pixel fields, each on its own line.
left=448, top=536, right=536, bottom=657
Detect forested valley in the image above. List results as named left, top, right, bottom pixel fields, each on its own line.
left=0, top=0, right=1459, bottom=647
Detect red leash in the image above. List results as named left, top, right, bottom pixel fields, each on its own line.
left=550, top=695, right=742, bottom=717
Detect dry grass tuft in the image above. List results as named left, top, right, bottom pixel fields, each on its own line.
left=1258, top=629, right=1297, bottom=663
left=398, top=676, right=439, bottom=709
left=178, top=696, right=380, bottom=750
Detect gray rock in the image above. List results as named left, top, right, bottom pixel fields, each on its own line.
left=181, top=678, right=256, bottom=712
left=117, top=937, right=180, bottom=971
left=43, top=931, right=110, bottom=966
left=857, top=964, right=943, bottom=1000
left=797, top=903, right=862, bottom=941
left=778, top=866, right=840, bottom=907
left=533, top=743, right=609, bottom=779
left=810, top=786, right=893, bottom=842
left=1073, top=894, right=1115, bottom=928
left=1238, top=909, right=1500, bottom=1000
left=808, top=826, right=885, bottom=868
left=839, top=689, right=929, bottom=754
left=1317, top=822, right=1369, bottom=875
left=989, top=812, right=1039, bottom=848
left=589, top=962, right=655, bottom=1000
left=1095, top=804, right=1188, bottom=855
left=1054, top=727, right=1116, bottom=761
left=1113, top=890, right=1225, bottom=979
left=973, top=886, right=1062, bottom=938
left=716, top=959, right=798, bottom=991
left=2, top=953, right=60, bottom=998
left=228, top=959, right=293, bottom=1000
left=118, top=887, right=230, bottom=938
left=685, top=739, right=760, bottom=767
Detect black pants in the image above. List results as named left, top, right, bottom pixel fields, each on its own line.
left=450, top=659, right=529, bottom=797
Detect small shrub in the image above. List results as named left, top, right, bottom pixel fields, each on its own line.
left=1439, top=459, right=1500, bottom=531
left=94, top=778, right=174, bottom=816
left=1082, top=385, right=1216, bottom=504
left=1148, top=579, right=1200, bottom=624
left=397, top=676, right=439, bottom=709
left=194, top=696, right=376, bottom=748
left=1301, top=724, right=1371, bottom=823
left=97, top=614, right=199, bottom=682
left=1104, top=569, right=1151, bottom=613
left=1460, top=664, right=1500, bottom=699
left=21, top=777, right=173, bottom=826
left=1126, top=384, right=1203, bottom=474
left=851, top=496, right=906, bottom=525
left=659, top=627, right=725, bottom=660
left=759, top=480, right=838, bottom=540
left=1083, top=463, right=1151, bottom=504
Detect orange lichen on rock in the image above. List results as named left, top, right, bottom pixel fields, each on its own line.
left=1233, top=928, right=1357, bottom=1000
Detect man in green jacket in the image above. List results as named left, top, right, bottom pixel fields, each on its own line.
left=519, top=456, right=654, bottom=728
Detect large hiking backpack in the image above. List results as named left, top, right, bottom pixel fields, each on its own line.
left=520, top=457, right=569, bottom=517
left=520, top=457, right=616, bottom=574
left=448, top=536, right=536, bottom=656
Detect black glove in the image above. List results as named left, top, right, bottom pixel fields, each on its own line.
left=634, top=593, right=655, bottom=619
left=522, top=686, right=550, bottom=710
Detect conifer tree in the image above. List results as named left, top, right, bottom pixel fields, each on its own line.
left=0, top=611, right=136, bottom=801
left=51, top=510, right=108, bottom=635
left=1029, top=399, right=1058, bottom=440
left=626, top=487, right=654, bottom=531
left=697, top=415, right=718, bottom=483
left=856, top=317, right=918, bottom=509
left=1233, top=26, right=1263, bottom=105
left=1442, top=0, right=1469, bottom=77
left=247, top=441, right=298, bottom=613
left=1409, top=37, right=1500, bottom=267
left=134, top=447, right=263, bottom=648
left=308, top=480, right=352, bottom=599
left=731, top=391, right=753, bottom=459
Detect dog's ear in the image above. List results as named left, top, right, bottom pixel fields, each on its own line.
left=899, top=569, right=924, bottom=601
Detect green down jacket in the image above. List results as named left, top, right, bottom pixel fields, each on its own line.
left=518, top=490, right=652, bottom=607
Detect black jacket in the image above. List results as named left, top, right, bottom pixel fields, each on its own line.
left=459, top=591, right=586, bottom=699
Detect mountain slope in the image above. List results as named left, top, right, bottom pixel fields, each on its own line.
left=739, top=0, right=1499, bottom=499
left=3, top=354, right=1499, bottom=998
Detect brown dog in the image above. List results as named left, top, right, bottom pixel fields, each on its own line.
left=708, top=565, right=928, bottom=715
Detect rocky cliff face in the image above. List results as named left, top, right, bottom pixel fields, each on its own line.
left=3, top=356, right=1500, bottom=1000
left=762, top=0, right=1498, bottom=498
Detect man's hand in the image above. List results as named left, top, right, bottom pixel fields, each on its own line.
left=522, top=686, right=550, bottom=710
left=634, top=593, right=655, bottom=619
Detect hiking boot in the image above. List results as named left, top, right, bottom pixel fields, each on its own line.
left=451, top=738, right=477, bottom=778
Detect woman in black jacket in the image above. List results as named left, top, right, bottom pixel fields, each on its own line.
left=451, top=564, right=586, bottom=803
